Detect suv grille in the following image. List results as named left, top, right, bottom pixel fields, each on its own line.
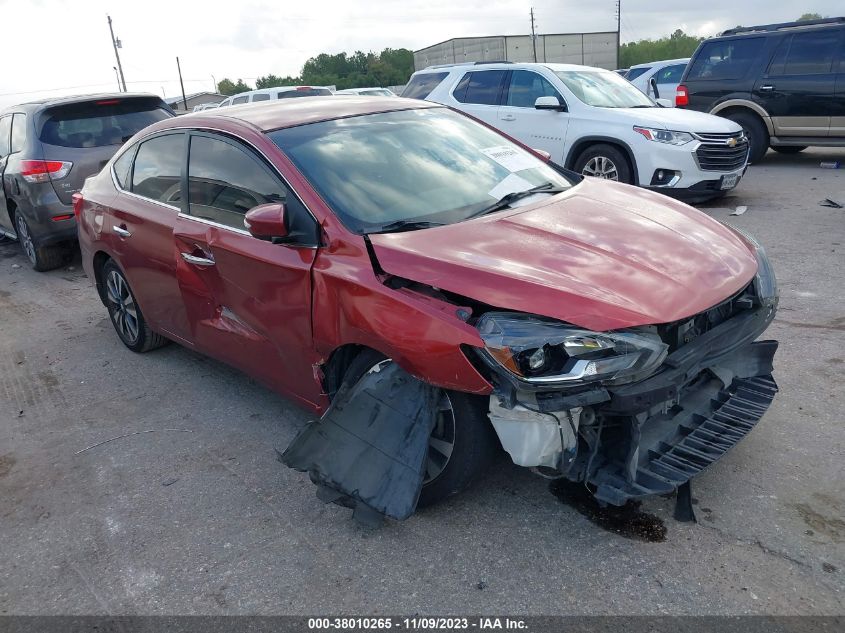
left=694, top=132, right=749, bottom=172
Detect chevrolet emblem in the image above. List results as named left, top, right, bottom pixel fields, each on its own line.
left=726, top=137, right=737, bottom=147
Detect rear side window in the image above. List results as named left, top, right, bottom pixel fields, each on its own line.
left=11, top=113, right=27, bottom=153
left=232, top=96, right=249, bottom=105
left=277, top=88, right=332, bottom=98
left=187, top=135, right=287, bottom=231
left=625, top=67, right=651, bottom=80
left=455, top=71, right=507, bottom=105
left=505, top=70, right=561, bottom=108
left=400, top=72, right=448, bottom=100
left=131, top=133, right=185, bottom=206
left=767, top=31, right=838, bottom=75
left=656, top=64, right=686, bottom=83
left=688, top=37, right=765, bottom=80
left=252, top=93, right=271, bottom=102
left=39, top=100, right=171, bottom=148
left=0, top=115, right=11, bottom=157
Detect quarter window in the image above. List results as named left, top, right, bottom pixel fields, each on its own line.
left=688, top=38, right=764, bottom=80
left=400, top=72, right=448, bottom=100
left=112, top=147, right=135, bottom=189
left=130, top=133, right=185, bottom=206
left=187, top=135, right=287, bottom=231
left=0, top=115, right=11, bottom=158
left=455, top=71, right=507, bottom=105
left=505, top=70, right=562, bottom=108
left=768, top=31, right=838, bottom=75
left=252, top=93, right=271, bottom=102
left=10, top=113, right=27, bottom=153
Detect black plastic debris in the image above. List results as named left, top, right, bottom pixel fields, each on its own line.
left=819, top=198, right=843, bottom=209
left=281, top=362, right=438, bottom=523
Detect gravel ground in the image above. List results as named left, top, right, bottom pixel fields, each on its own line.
left=0, top=148, right=843, bottom=615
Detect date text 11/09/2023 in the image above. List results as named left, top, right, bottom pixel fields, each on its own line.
left=308, top=617, right=528, bottom=630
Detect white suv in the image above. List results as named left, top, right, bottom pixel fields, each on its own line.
left=403, top=62, right=748, bottom=201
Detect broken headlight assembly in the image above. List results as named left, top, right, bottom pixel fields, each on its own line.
left=476, top=313, right=668, bottom=387
left=726, top=225, right=778, bottom=306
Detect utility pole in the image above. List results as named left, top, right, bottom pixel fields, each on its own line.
left=112, top=67, right=121, bottom=91
left=616, top=0, right=622, bottom=68
left=176, top=57, right=188, bottom=112
left=211, top=75, right=218, bottom=94
left=530, top=7, right=538, bottom=63
left=107, top=15, right=127, bottom=92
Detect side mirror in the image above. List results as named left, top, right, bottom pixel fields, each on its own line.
left=244, top=202, right=288, bottom=240
left=649, top=77, right=660, bottom=99
left=655, top=98, right=673, bottom=108
left=534, top=96, right=565, bottom=111
left=532, top=148, right=551, bottom=161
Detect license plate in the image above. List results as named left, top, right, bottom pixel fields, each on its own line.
left=720, top=172, right=740, bottom=190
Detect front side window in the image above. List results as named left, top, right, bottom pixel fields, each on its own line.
left=187, top=135, right=288, bottom=231
left=554, top=70, right=653, bottom=108
left=10, top=113, right=27, bottom=153
left=400, top=72, right=448, bottom=100
left=505, top=70, right=562, bottom=108
left=130, top=133, right=185, bottom=205
left=688, top=38, right=764, bottom=80
left=768, top=31, right=838, bottom=75
left=0, top=115, right=11, bottom=158
left=455, top=70, right=507, bottom=105
left=270, top=108, right=573, bottom=234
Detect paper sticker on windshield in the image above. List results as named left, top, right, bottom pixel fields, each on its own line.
left=481, top=146, right=537, bottom=173
left=487, top=173, right=533, bottom=200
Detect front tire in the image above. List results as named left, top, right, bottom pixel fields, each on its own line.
left=101, top=260, right=169, bottom=353
left=573, top=144, right=633, bottom=184
left=338, top=350, right=498, bottom=509
left=725, top=111, right=769, bottom=164
left=14, top=212, right=66, bottom=272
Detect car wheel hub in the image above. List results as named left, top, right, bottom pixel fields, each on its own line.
left=582, top=156, right=619, bottom=180
left=106, top=270, right=139, bottom=343
left=15, top=215, right=36, bottom=264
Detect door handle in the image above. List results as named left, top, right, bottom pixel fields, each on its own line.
left=759, top=85, right=774, bottom=92
left=113, top=225, right=131, bottom=238
left=500, top=114, right=516, bottom=121
left=181, top=252, right=215, bottom=267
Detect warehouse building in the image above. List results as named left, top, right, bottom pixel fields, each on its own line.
left=413, top=32, right=618, bottom=71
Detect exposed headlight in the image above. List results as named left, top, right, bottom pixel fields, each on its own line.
left=633, top=126, right=694, bottom=146
left=476, top=313, right=668, bottom=387
left=726, top=226, right=778, bottom=305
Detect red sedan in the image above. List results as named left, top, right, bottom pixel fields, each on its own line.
left=76, top=97, right=778, bottom=517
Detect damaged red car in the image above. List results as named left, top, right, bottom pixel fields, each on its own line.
left=77, top=97, right=778, bottom=520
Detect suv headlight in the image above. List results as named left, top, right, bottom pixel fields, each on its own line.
left=476, top=313, right=668, bottom=387
left=633, top=126, right=694, bottom=146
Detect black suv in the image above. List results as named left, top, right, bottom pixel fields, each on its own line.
left=0, top=94, right=173, bottom=270
left=676, top=17, right=845, bottom=163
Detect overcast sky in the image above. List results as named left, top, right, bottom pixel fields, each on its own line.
left=0, top=0, right=841, bottom=107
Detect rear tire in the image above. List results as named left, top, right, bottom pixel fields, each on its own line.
left=101, top=260, right=169, bottom=353
left=573, top=144, right=634, bottom=184
left=14, top=212, right=66, bottom=272
left=338, top=349, right=498, bottom=509
left=772, top=145, right=807, bottom=154
left=724, top=111, right=769, bottom=164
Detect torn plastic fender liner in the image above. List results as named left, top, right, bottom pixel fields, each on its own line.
left=282, top=362, right=439, bottom=521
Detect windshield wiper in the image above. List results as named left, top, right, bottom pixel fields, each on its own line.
left=369, top=220, right=445, bottom=234
left=467, top=182, right=567, bottom=219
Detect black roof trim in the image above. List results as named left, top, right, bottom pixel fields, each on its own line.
left=721, top=17, right=845, bottom=36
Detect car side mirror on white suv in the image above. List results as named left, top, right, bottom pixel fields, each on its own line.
left=534, top=96, right=566, bottom=112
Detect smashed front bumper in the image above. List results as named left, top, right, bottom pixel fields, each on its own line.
left=487, top=302, right=778, bottom=505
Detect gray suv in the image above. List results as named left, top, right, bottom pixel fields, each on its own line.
left=0, top=94, right=173, bottom=270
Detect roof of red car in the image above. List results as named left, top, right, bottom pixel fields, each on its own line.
left=184, top=96, right=441, bottom=132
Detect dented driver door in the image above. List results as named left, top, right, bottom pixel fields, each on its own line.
left=172, top=132, right=319, bottom=406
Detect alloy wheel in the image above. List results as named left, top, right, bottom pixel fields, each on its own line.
left=15, top=214, right=36, bottom=264
left=582, top=156, right=619, bottom=180
left=106, top=269, right=140, bottom=344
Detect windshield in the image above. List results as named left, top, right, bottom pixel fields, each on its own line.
left=554, top=69, right=654, bottom=108
left=269, top=108, right=573, bottom=234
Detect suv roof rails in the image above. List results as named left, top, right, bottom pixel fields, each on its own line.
left=720, top=16, right=845, bottom=36
left=424, top=60, right=514, bottom=70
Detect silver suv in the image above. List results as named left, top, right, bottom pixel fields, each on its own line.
left=0, top=94, right=173, bottom=270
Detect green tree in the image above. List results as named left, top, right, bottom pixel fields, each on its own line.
left=217, top=78, right=252, bottom=96
left=619, top=30, right=705, bottom=68
left=797, top=12, right=823, bottom=20
left=299, top=47, right=414, bottom=89
left=256, top=74, right=302, bottom=89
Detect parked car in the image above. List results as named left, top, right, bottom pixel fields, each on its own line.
left=613, top=68, right=629, bottom=76
left=0, top=94, right=173, bottom=270
left=217, top=86, right=333, bottom=108
left=676, top=17, right=845, bottom=162
left=192, top=103, right=220, bottom=112
left=76, top=97, right=778, bottom=516
left=335, top=87, right=397, bottom=96
left=403, top=62, right=749, bottom=202
left=626, top=58, right=690, bottom=103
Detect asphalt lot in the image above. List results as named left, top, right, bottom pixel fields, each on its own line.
left=1, top=148, right=843, bottom=615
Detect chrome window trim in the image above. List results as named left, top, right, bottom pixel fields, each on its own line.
left=109, top=124, right=321, bottom=234
left=176, top=212, right=250, bottom=236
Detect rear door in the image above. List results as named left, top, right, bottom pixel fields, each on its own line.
left=38, top=97, right=173, bottom=205
left=755, top=28, right=841, bottom=137
left=451, top=69, right=508, bottom=128
left=496, top=69, right=569, bottom=161
left=172, top=131, right=318, bottom=401
left=0, top=115, right=12, bottom=234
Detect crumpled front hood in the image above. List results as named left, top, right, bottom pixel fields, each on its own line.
left=369, top=179, right=758, bottom=331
